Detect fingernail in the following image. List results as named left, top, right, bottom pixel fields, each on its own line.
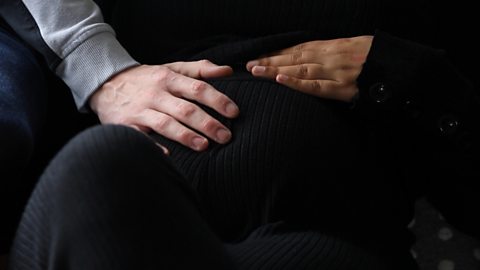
left=246, top=61, right=259, bottom=71
left=277, top=74, right=289, bottom=83
left=225, top=102, right=239, bottom=116
left=192, top=136, right=207, bottom=151
left=216, top=128, right=232, bottom=143
left=252, top=66, right=266, bottom=74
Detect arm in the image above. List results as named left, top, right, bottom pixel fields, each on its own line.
left=247, top=31, right=480, bottom=240
left=0, top=0, right=138, bottom=111
left=356, top=31, right=480, bottom=240
left=0, top=0, right=239, bottom=151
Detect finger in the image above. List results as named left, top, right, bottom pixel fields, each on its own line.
left=155, top=143, right=171, bottom=155
left=165, top=60, right=233, bottom=79
left=166, top=73, right=239, bottom=118
left=153, top=96, right=232, bottom=144
left=135, top=109, right=209, bottom=151
left=275, top=74, right=342, bottom=99
left=246, top=51, right=319, bottom=71
left=129, top=124, right=151, bottom=134
left=128, top=125, right=170, bottom=155
left=251, top=64, right=334, bottom=80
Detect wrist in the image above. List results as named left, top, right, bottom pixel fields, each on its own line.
left=88, top=65, right=140, bottom=114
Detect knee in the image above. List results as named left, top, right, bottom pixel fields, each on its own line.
left=41, top=124, right=170, bottom=193
left=33, top=124, right=188, bottom=222
left=50, top=124, right=164, bottom=170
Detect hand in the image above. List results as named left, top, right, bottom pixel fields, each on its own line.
left=89, top=60, right=239, bottom=152
left=246, top=36, right=373, bottom=102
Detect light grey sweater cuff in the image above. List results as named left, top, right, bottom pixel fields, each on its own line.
left=55, top=31, right=139, bottom=112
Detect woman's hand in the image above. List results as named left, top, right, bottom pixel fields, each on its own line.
left=89, top=60, right=239, bottom=152
left=246, top=36, right=373, bottom=102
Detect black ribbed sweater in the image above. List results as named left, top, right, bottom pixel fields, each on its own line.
left=106, top=0, right=479, bottom=259
left=107, top=0, right=438, bottom=260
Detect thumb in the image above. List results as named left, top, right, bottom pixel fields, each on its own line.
left=164, top=60, right=233, bottom=79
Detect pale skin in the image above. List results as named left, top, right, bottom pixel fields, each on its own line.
left=89, top=36, right=373, bottom=152
left=89, top=60, right=240, bottom=153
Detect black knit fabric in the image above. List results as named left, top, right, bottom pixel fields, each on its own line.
left=9, top=78, right=418, bottom=270
left=8, top=123, right=403, bottom=270
left=7, top=0, right=451, bottom=269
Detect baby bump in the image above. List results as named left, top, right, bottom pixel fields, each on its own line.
left=152, top=74, right=363, bottom=241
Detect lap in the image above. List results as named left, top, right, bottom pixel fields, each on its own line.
left=150, top=73, right=375, bottom=241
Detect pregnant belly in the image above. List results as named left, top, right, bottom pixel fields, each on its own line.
left=151, top=73, right=368, bottom=241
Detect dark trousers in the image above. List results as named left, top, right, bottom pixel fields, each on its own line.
left=0, top=26, right=47, bottom=254
left=0, top=25, right=98, bottom=254
left=0, top=27, right=46, bottom=179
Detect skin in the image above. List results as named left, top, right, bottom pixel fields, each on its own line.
left=246, top=36, right=374, bottom=102
left=89, top=60, right=240, bottom=152
left=89, top=36, right=373, bottom=152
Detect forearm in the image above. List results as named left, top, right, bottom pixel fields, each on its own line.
left=0, top=0, right=138, bottom=111
left=355, top=30, right=480, bottom=240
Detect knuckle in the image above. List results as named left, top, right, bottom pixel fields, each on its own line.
left=259, top=58, right=269, bottom=66
left=290, top=52, right=303, bottom=64
left=154, top=116, right=173, bottom=131
left=310, top=80, right=323, bottom=92
left=176, top=102, right=196, bottom=118
left=176, top=129, right=192, bottom=142
left=297, top=64, right=309, bottom=77
left=201, top=119, right=219, bottom=133
left=152, top=67, right=170, bottom=83
left=191, top=81, right=208, bottom=98
left=212, top=94, right=226, bottom=107
left=199, top=59, right=212, bottom=65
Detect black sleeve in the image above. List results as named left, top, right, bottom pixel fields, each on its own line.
left=353, top=30, right=480, bottom=240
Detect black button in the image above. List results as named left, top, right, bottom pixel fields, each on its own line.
left=438, top=114, right=459, bottom=136
left=368, top=82, right=391, bottom=103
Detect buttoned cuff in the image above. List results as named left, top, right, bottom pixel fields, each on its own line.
left=353, top=30, right=438, bottom=119
left=353, top=30, right=480, bottom=155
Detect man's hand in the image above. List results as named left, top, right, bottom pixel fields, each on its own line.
left=89, top=60, right=239, bottom=152
left=246, top=36, right=373, bottom=102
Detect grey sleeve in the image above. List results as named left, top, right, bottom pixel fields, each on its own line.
left=0, top=0, right=139, bottom=111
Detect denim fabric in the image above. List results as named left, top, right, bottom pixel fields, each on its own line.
left=0, top=26, right=47, bottom=254
left=0, top=27, right=46, bottom=175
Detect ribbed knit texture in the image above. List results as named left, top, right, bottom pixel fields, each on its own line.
left=9, top=123, right=406, bottom=270
left=150, top=75, right=417, bottom=269
left=9, top=125, right=236, bottom=270
left=8, top=0, right=432, bottom=268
